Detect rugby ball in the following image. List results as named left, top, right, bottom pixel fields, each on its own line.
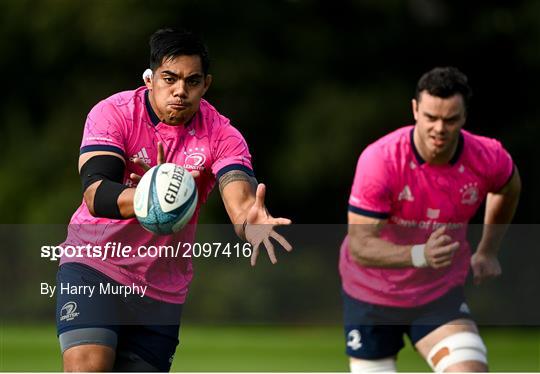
left=134, top=163, right=198, bottom=235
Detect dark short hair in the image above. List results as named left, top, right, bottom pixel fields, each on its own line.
left=149, top=28, right=210, bottom=75
left=415, top=67, right=472, bottom=108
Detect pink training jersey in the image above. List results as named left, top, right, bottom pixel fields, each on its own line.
left=339, top=125, right=514, bottom=307
left=62, top=86, right=253, bottom=304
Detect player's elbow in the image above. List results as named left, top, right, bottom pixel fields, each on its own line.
left=83, top=181, right=101, bottom=217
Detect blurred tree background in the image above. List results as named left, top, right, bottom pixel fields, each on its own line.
left=0, top=0, right=538, bottom=324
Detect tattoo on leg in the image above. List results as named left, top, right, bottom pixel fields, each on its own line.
left=218, top=170, right=257, bottom=195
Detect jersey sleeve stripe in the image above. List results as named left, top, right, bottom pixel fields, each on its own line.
left=80, top=145, right=125, bottom=158
left=216, top=164, right=255, bottom=180
left=348, top=205, right=390, bottom=219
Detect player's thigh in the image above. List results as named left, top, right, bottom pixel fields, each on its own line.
left=56, top=263, right=121, bottom=371
left=415, top=318, right=478, bottom=356
left=342, top=290, right=407, bottom=360
left=415, top=319, right=487, bottom=372
left=409, top=286, right=476, bottom=356
left=114, top=324, right=181, bottom=372
left=56, top=262, right=124, bottom=327
left=409, top=288, right=487, bottom=372
left=113, top=296, right=183, bottom=371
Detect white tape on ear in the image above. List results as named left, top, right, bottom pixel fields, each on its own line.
left=142, top=68, right=153, bottom=82
left=411, top=244, right=428, bottom=268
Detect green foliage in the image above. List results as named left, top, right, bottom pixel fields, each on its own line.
left=0, top=0, right=537, bottom=223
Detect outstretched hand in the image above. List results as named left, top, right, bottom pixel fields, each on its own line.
left=245, top=184, right=292, bottom=266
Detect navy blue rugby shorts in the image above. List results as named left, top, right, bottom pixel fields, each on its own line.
left=56, top=262, right=183, bottom=371
left=342, top=287, right=473, bottom=359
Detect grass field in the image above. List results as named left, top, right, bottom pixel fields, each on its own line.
left=1, top=324, right=538, bottom=371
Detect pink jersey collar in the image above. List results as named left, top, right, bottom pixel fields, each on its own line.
left=144, top=89, right=161, bottom=126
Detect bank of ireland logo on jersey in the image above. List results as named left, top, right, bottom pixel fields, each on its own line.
left=60, top=301, right=80, bottom=322
left=347, top=329, right=363, bottom=350
left=183, top=147, right=206, bottom=171
left=460, top=182, right=479, bottom=205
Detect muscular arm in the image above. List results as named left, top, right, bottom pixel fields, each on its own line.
left=348, top=212, right=458, bottom=269
left=218, top=170, right=258, bottom=239
left=348, top=212, right=414, bottom=267
left=476, top=167, right=521, bottom=255
left=79, top=151, right=135, bottom=219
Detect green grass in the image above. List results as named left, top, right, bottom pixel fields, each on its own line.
left=1, top=324, right=538, bottom=371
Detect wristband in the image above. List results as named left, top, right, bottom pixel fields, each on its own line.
left=411, top=244, right=428, bottom=268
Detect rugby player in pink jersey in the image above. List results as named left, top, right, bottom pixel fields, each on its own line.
left=56, top=28, right=292, bottom=372
left=340, top=67, right=521, bottom=372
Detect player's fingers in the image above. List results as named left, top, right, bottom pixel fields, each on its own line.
left=271, top=217, right=292, bottom=226
left=433, top=241, right=459, bottom=257
left=157, top=142, right=165, bottom=164
left=270, top=230, right=293, bottom=252
left=473, top=266, right=484, bottom=285
left=189, top=170, right=201, bottom=179
left=430, top=225, right=447, bottom=239
left=484, top=266, right=501, bottom=280
left=436, top=258, right=453, bottom=268
left=447, top=241, right=460, bottom=253
left=254, top=183, right=266, bottom=209
left=130, top=173, right=142, bottom=183
left=250, top=242, right=260, bottom=267
left=133, top=157, right=151, bottom=171
left=433, top=234, right=452, bottom=247
left=431, top=247, right=457, bottom=266
left=263, top=238, right=277, bottom=264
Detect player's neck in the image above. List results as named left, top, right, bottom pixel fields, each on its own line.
left=413, top=128, right=460, bottom=165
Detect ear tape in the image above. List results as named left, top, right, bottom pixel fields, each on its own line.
left=142, top=68, right=153, bottom=83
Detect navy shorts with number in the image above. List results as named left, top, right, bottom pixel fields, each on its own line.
left=343, top=287, right=473, bottom=359
left=56, top=262, right=183, bottom=371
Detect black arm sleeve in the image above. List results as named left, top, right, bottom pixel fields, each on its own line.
left=79, top=155, right=128, bottom=219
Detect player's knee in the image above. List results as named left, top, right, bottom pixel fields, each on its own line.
left=63, top=344, right=115, bottom=372
left=350, top=357, right=397, bottom=373
left=427, top=332, right=487, bottom=373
